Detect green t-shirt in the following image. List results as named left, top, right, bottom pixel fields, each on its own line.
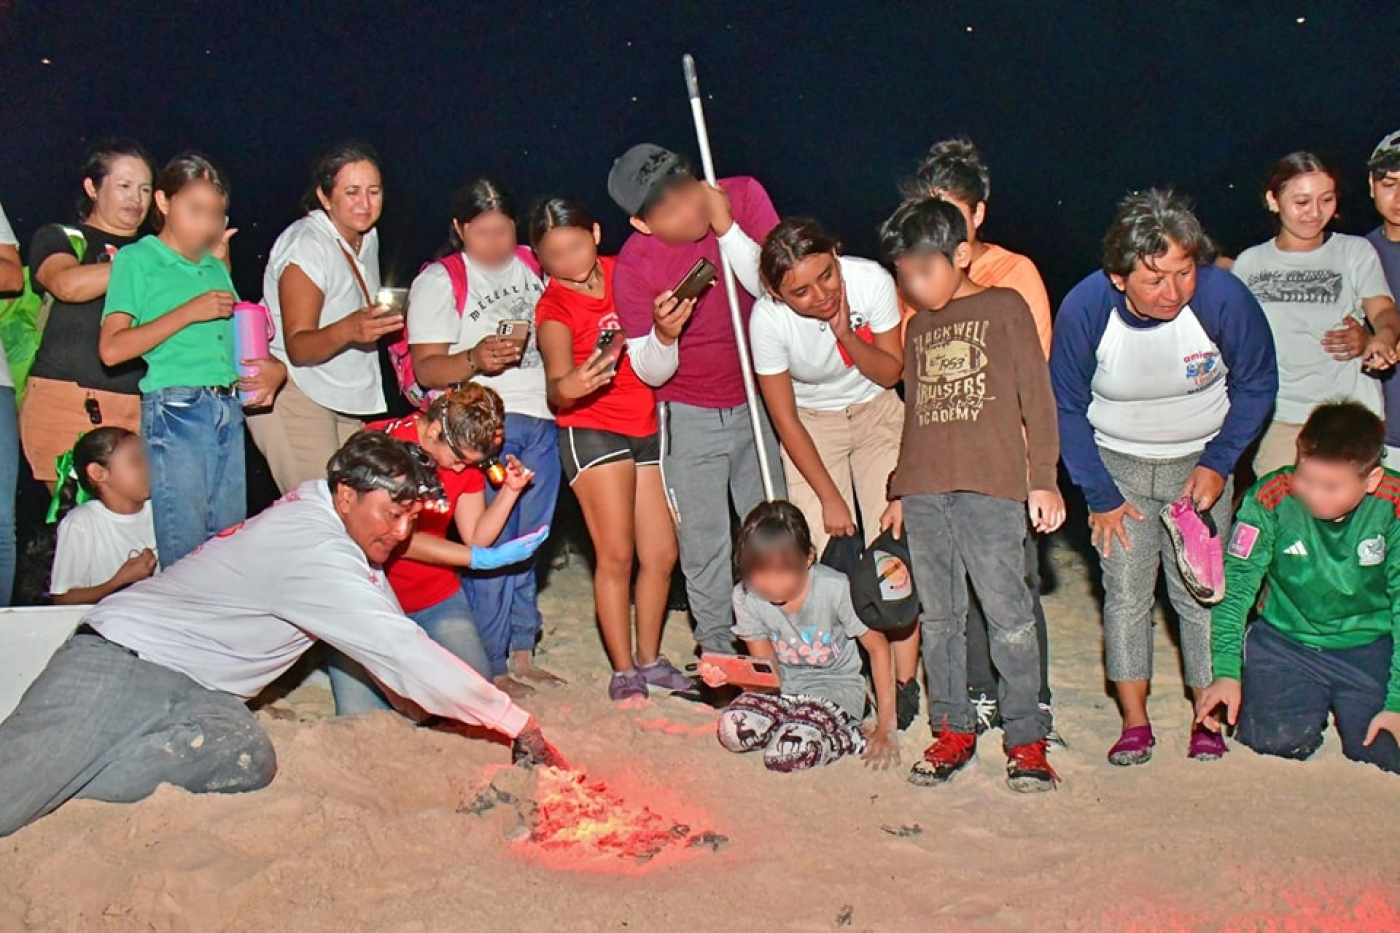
left=102, top=235, right=237, bottom=393
left=1212, top=467, right=1400, bottom=711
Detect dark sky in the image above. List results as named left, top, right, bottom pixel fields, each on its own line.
left=2, top=2, right=1397, bottom=301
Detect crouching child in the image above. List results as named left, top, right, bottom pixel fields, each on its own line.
left=700, top=501, right=899, bottom=773
left=1197, top=401, right=1400, bottom=774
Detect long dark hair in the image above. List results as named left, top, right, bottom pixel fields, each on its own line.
left=150, top=152, right=229, bottom=233
left=528, top=197, right=596, bottom=249
left=760, top=217, right=843, bottom=293
left=301, top=141, right=382, bottom=214
left=439, top=177, right=516, bottom=257
left=76, top=138, right=155, bottom=220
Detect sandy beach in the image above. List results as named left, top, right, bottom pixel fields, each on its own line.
left=5, top=538, right=1399, bottom=933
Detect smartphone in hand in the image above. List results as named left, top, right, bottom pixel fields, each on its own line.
left=497, top=319, right=531, bottom=349
left=593, top=328, right=624, bottom=372
left=671, top=258, right=717, bottom=303
left=699, top=652, right=781, bottom=690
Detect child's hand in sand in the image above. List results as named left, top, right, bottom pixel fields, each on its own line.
left=1194, top=677, right=1241, bottom=732
left=1364, top=710, right=1400, bottom=748
left=861, top=724, right=900, bottom=770
left=697, top=660, right=729, bottom=688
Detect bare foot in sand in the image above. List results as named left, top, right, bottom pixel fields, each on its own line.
left=494, top=673, right=536, bottom=699
left=509, top=651, right=568, bottom=687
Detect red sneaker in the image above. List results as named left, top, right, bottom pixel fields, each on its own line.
left=1005, top=739, right=1059, bottom=793
left=908, top=724, right=978, bottom=787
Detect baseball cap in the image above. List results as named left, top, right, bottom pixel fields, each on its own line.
left=1370, top=128, right=1400, bottom=168
left=846, top=530, right=921, bottom=633
left=607, top=144, right=690, bottom=218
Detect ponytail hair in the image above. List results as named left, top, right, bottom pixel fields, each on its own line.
left=427, top=383, right=505, bottom=458
left=150, top=152, right=229, bottom=233
left=527, top=197, right=597, bottom=249
left=760, top=217, right=843, bottom=293
left=439, top=177, right=516, bottom=257
left=301, top=141, right=382, bottom=214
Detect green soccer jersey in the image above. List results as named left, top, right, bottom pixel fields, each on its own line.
left=1212, top=467, right=1400, bottom=712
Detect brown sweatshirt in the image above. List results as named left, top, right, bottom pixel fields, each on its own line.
left=891, top=287, right=1059, bottom=502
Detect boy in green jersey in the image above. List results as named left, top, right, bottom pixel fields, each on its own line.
left=1196, top=401, right=1400, bottom=773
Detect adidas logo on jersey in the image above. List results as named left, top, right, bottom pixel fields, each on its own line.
left=1283, top=541, right=1308, bottom=556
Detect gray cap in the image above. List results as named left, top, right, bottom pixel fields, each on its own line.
left=607, top=144, right=685, bottom=217
left=1372, top=129, right=1400, bottom=164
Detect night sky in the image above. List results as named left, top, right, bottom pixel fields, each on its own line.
left=2, top=2, right=1397, bottom=304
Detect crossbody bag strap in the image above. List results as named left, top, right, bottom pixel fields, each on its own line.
left=337, top=242, right=373, bottom=306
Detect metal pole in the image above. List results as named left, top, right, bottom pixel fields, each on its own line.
left=681, top=53, right=777, bottom=501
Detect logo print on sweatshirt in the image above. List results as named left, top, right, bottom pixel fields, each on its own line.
left=912, top=319, right=992, bottom=426
left=1244, top=269, right=1343, bottom=304
left=1358, top=535, right=1386, bottom=567
left=1229, top=523, right=1259, bottom=560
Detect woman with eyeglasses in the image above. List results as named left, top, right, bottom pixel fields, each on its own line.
left=326, top=383, right=548, bottom=714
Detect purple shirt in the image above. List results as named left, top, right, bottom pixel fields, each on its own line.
left=613, top=176, right=779, bottom=408
left=1368, top=227, right=1400, bottom=446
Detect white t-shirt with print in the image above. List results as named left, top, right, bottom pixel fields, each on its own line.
left=1232, top=234, right=1394, bottom=423
left=50, top=500, right=158, bottom=596
left=749, top=255, right=900, bottom=411
left=0, top=201, right=16, bottom=388
left=263, top=210, right=386, bottom=414
left=407, top=253, right=551, bottom=421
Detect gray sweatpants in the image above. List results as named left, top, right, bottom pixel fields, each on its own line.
left=1098, top=448, right=1232, bottom=688
left=659, top=400, right=786, bottom=654
left=903, top=492, right=1049, bottom=749
left=0, top=632, right=277, bottom=837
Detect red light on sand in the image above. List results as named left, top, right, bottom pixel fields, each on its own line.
left=460, top=766, right=726, bottom=874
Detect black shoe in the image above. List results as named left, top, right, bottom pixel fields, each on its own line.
left=670, top=682, right=743, bottom=709
left=970, top=691, right=1001, bottom=734
left=896, top=679, right=921, bottom=732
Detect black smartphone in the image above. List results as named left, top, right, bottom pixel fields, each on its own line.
left=594, top=328, right=623, bottom=371
left=671, top=257, right=717, bottom=302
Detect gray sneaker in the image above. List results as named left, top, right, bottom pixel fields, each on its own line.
left=608, top=669, right=649, bottom=702
left=636, top=655, right=695, bottom=691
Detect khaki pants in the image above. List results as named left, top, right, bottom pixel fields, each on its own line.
left=778, top=389, right=903, bottom=555
left=20, top=377, right=142, bottom=483
left=245, top=379, right=363, bottom=494
left=1254, top=420, right=1303, bottom=478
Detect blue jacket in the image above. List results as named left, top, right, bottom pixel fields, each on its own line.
left=1050, top=265, right=1278, bottom=512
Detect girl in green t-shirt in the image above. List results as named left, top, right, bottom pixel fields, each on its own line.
left=100, top=153, right=284, bottom=568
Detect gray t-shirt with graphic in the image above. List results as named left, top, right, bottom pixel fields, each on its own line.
left=731, top=565, right=869, bottom=717
left=1232, top=233, right=1393, bottom=423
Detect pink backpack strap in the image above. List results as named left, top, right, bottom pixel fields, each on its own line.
left=438, top=252, right=470, bottom=315
left=515, top=244, right=541, bottom=278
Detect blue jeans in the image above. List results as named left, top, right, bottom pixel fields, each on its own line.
left=0, top=386, right=16, bottom=606
left=142, top=387, right=246, bottom=569
left=1237, top=622, right=1400, bottom=774
left=328, top=589, right=491, bottom=716
left=462, top=412, right=560, bottom=677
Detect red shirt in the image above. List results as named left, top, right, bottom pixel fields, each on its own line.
left=614, top=177, right=780, bottom=408
left=534, top=257, right=657, bottom=437
left=367, top=417, right=485, bottom=613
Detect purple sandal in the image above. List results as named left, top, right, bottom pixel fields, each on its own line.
left=1188, top=727, right=1228, bottom=761
left=1107, top=725, right=1156, bottom=767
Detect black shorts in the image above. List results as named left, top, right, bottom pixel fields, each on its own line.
left=558, top=426, right=661, bottom=484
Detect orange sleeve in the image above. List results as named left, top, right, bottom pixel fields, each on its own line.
left=1000, top=258, right=1053, bottom=359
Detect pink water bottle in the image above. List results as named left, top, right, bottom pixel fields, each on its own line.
left=232, top=302, right=274, bottom=403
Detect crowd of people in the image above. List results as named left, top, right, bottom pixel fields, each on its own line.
left=0, top=125, right=1399, bottom=836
